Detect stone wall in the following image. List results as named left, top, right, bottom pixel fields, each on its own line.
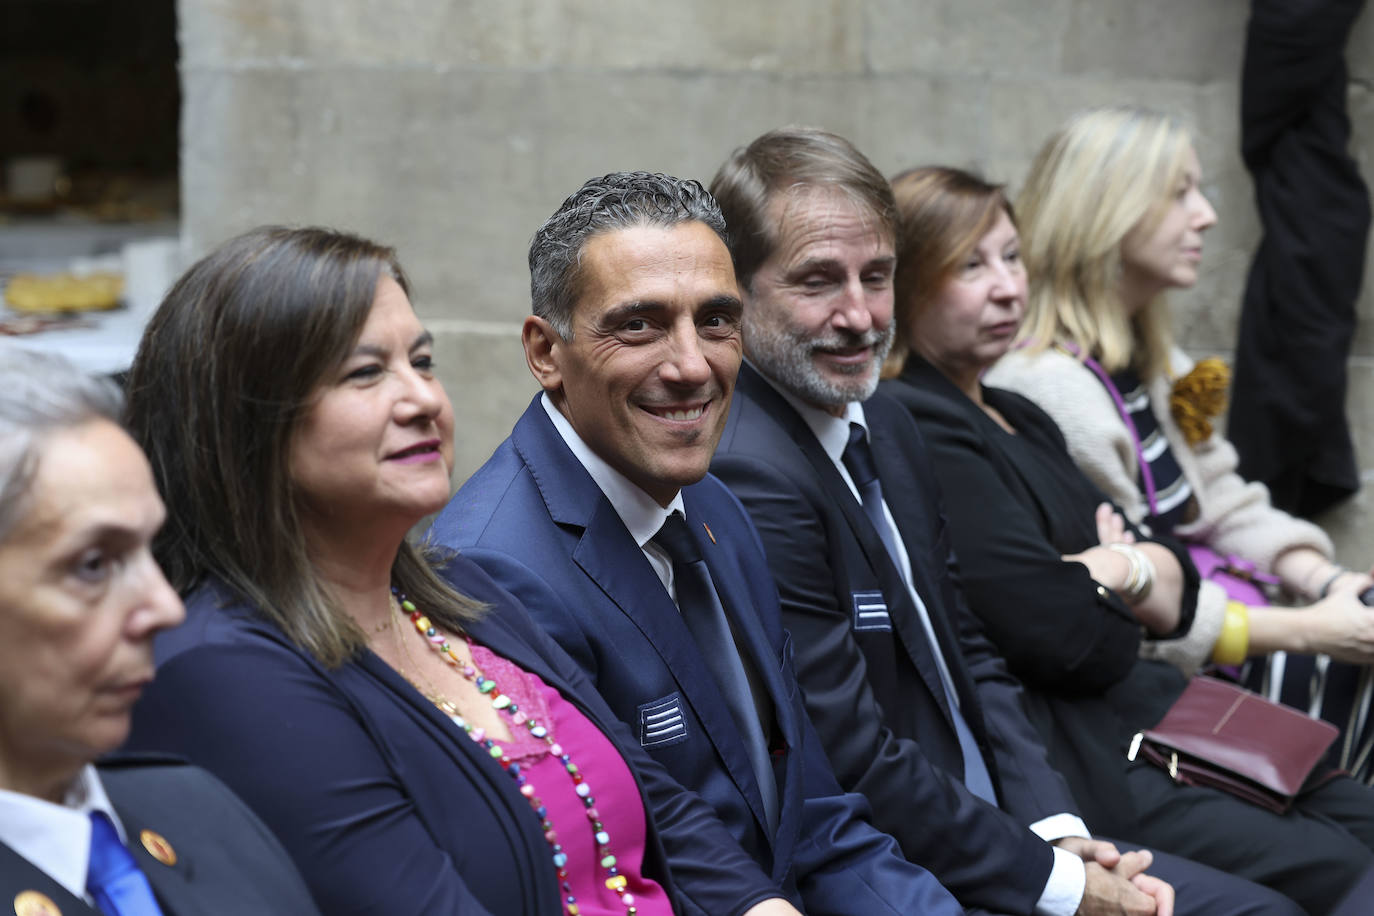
left=179, top=0, right=1374, bottom=561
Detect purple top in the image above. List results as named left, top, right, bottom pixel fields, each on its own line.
left=472, top=643, right=674, bottom=916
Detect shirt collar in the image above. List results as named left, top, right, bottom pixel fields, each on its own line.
left=0, top=764, right=126, bottom=902
left=750, top=362, right=869, bottom=465
left=541, top=392, right=687, bottom=547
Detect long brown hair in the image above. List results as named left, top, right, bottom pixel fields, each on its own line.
left=125, top=226, right=482, bottom=667
left=885, top=166, right=1013, bottom=376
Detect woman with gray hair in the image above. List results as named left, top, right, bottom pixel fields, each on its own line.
left=0, top=345, right=321, bottom=914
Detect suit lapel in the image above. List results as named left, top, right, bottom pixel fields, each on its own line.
left=680, top=489, right=794, bottom=752
left=866, top=408, right=981, bottom=720
left=512, top=402, right=776, bottom=836
left=735, top=366, right=959, bottom=729
left=112, top=799, right=198, bottom=916
left=0, top=842, right=102, bottom=916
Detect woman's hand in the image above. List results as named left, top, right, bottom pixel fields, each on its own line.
left=1062, top=507, right=1183, bottom=636
left=1093, top=502, right=1135, bottom=546
left=1251, top=593, right=1374, bottom=665
left=1298, top=593, right=1374, bottom=664
left=1323, top=567, right=1374, bottom=600
left=1273, top=547, right=1373, bottom=601
left=1062, top=504, right=1138, bottom=593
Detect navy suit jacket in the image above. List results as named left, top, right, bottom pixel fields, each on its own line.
left=430, top=395, right=959, bottom=916
left=126, top=556, right=778, bottom=916
left=0, top=758, right=320, bottom=916
left=710, top=364, right=1082, bottom=915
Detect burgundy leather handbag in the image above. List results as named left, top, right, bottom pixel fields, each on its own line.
left=1128, top=675, right=1338, bottom=813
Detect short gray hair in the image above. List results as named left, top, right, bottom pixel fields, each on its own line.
left=0, top=346, right=123, bottom=542
left=528, top=171, right=729, bottom=339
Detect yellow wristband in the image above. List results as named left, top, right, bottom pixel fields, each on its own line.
left=1212, top=601, right=1249, bottom=666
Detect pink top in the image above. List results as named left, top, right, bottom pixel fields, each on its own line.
left=471, top=643, right=674, bottom=916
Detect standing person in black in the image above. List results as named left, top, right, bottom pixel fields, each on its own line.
left=707, top=126, right=1299, bottom=916
left=877, top=164, right=1374, bottom=914
left=1229, top=0, right=1370, bottom=516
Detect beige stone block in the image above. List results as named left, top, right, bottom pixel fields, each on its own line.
left=975, top=76, right=1207, bottom=192
left=1349, top=83, right=1374, bottom=357
left=181, top=0, right=865, bottom=73
left=1315, top=481, right=1374, bottom=569
left=181, top=66, right=935, bottom=327
left=1350, top=3, right=1374, bottom=84
left=1342, top=359, right=1374, bottom=473
left=1059, top=0, right=1248, bottom=83
left=851, top=74, right=992, bottom=177
left=865, top=0, right=1073, bottom=76
left=1314, top=358, right=1374, bottom=565
left=1171, top=84, right=1254, bottom=356
left=428, top=322, right=538, bottom=486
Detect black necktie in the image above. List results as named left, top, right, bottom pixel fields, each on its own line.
left=842, top=422, right=906, bottom=574
left=840, top=423, right=998, bottom=804
left=653, top=513, right=780, bottom=834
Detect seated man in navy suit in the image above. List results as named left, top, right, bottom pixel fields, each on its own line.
left=0, top=346, right=320, bottom=916
left=706, top=127, right=1301, bottom=916
left=430, top=171, right=959, bottom=914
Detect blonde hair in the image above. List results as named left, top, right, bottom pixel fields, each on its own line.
left=1015, top=106, right=1192, bottom=378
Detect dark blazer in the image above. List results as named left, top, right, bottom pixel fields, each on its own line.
left=879, top=356, right=1198, bottom=829
left=710, top=362, right=1076, bottom=916
left=125, top=555, right=779, bottom=916
left=429, top=395, right=958, bottom=916
left=0, top=758, right=320, bottom=916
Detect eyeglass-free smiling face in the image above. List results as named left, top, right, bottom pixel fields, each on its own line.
left=526, top=220, right=743, bottom=507
left=742, top=186, right=896, bottom=415
left=289, top=275, right=456, bottom=537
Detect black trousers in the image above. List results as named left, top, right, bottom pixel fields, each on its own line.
left=1124, top=765, right=1374, bottom=914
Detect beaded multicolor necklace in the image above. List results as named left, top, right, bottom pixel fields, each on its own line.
left=392, top=588, right=639, bottom=916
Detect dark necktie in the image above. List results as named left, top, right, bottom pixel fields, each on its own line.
left=86, top=812, right=166, bottom=916
left=841, top=423, right=998, bottom=805
left=653, top=512, right=780, bottom=835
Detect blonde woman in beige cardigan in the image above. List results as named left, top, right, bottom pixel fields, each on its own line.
left=988, top=106, right=1374, bottom=777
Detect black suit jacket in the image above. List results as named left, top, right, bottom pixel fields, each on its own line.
left=0, top=758, right=320, bottom=916
left=880, top=356, right=1196, bottom=832
left=711, top=363, right=1077, bottom=915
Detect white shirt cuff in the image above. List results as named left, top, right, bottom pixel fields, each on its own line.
left=1029, top=813, right=1092, bottom=916
left=1035, top=846, right=1087, bottom=916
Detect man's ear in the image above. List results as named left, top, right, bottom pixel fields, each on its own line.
left=523, top=315, right=563, bottom=393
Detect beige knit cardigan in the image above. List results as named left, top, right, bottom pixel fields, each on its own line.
left=986, top=346, right=1333, bottom=675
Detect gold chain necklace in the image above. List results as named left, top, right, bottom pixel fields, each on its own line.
left=383, top=593, right=464, bottom=717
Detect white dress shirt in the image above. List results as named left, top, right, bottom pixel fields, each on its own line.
left=541, top=394, right=684, bottom=597
left=0, top=764, right=129, bottom=905
left=765, top=378, right=1091, bottom=916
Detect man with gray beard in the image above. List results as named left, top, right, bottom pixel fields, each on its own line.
left=708, top=126, right=1298, bottom=916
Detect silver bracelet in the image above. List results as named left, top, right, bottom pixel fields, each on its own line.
left=1106, top=543, right=1154, bottom=602
left=1318, top=566, right=1349, bottom=599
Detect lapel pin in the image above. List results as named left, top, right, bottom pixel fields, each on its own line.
left=13, top=891, right=61, bottom=916
left=140, top=829, right=177, bottom=867
left=702, top=522, right=716, bottom=544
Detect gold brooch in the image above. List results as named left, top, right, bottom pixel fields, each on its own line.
left=140, top=829, right=177, bottom=866
left=1169, top=357, right=1230, bottom=447
left=13, top=891, right=61, bottom=916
